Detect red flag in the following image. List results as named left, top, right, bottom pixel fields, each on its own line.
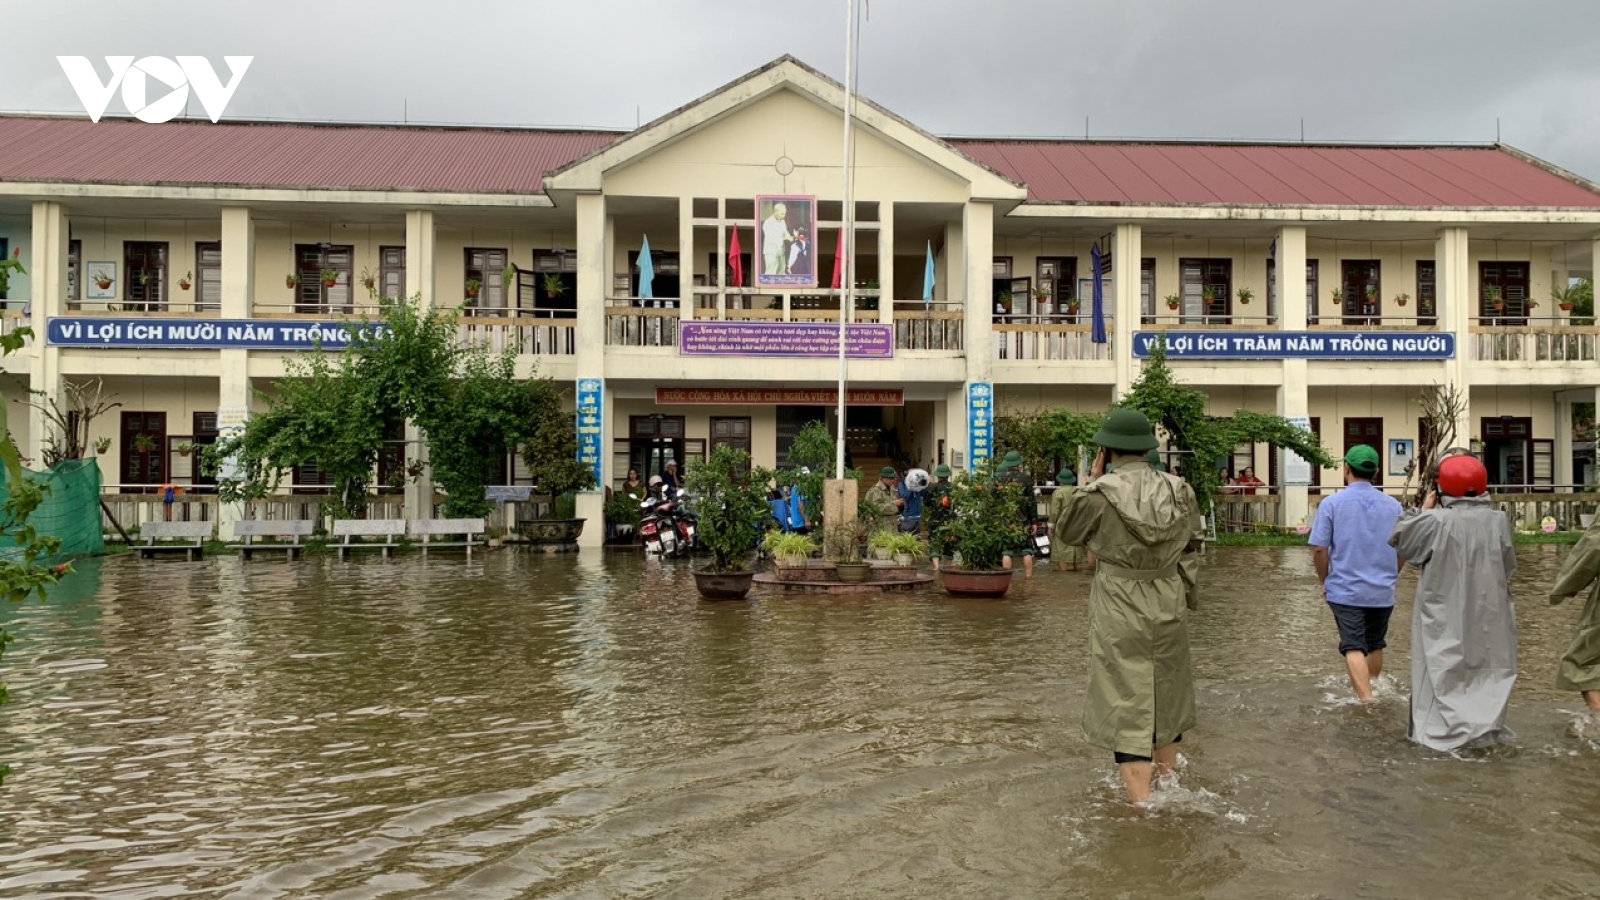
left=831, top=227, right=845, bottom=290
left=728, top=227, right=744, bottom=288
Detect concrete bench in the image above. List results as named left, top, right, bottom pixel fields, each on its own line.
left=332, top=519, right=407, bottom=559
left=136, top=520, right=214, bottom=561
left=409, top=518, right=486, bottom=557
left=229, top=520, right=316, bottom=559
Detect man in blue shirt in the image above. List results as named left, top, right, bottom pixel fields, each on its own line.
left=1309, top=444, right=1405, bottom=702
left=897, top=472, right=924, bottom=533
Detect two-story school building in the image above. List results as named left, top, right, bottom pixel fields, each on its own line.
left=2, top=55, right=1598, bottom=544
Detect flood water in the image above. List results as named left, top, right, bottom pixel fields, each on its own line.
left=3, top=545, right=1599, bottom=898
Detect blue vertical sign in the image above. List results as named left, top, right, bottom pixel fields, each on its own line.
left=576, top=378, right=604, bottom=488
left=967, top=382, right=993, bottom=467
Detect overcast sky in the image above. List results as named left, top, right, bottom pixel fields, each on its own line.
left=5, top=0, right=1599, bottom=179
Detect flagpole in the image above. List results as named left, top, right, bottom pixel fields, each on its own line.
left=836, top=0, right=858, bottom=480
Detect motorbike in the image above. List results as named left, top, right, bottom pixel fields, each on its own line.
left=637, top=489, right=697, bottom=558
left=1030, top=515, right=1052, bottom=560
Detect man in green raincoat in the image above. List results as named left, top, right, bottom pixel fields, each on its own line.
left=998, top=450, right=1036, bottom=578
left=1048, top=467, right=1085, bottom=571
left=863, top=466, right=903, bottom=533
left=1549, top=516, right=1600, bottom=721
left=925, top=464, right=955, bottom=570
left=1054, top=408, right=1204, bottom=804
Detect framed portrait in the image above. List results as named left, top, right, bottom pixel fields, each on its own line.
left=86, top=262, right=117, bottom=300
left=754, top=194, right=817, bottom=288
left=1388, top=438, right=1415, bottom=477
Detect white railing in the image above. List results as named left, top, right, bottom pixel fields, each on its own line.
left=456, top=317, right=577, bottom=356
left=1470, top=326, right=1600, bottom=363
left=605, top=307, right=678, bottom=348
left=895, top=310, right=964, bottom=351
left=992, top=322, right=1115, bottom=361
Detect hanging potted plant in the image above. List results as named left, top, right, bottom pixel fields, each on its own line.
left=132, top=433, right=157, bottom=455
left=175, top=441, right=198, bottom=458
left=1394, top=292, right=1410, bottom=307
left=683, top=445, right=774, bottom=600
left=542, top=273, right=566, bottom=300
left=1201, top=285, right=1218, bottom=306
left=1329, top=288, right=1342, bottom=308
left=1030, top=285, right=1053, bottom=315
left=360, top=267, right=377, bottom=292
left=320, top=268, right=340, bottom=289
left=1165, top=293, right=1181, bottom=311
left=464, top=278, right=483, bottom=302
left=935, top=463, right=1028, bottom=598
left=1065, top=296, right=1082, bottom=316
left=1526, top=299, right=1541, bottom=314
left=177, top=271, right=192, bottom=291
left=1486, top=284, right=1505, bottom=311
left=1236, top=286, right=1254, bottom=306
left=501, top=265, right=518, bottom=294
left=285, top=273, right=300, bottom=289
left=93, top=437, right=111, bottom=456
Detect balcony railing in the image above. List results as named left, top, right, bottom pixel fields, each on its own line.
left=1469, top=325, right=1600, bottom=363
left=457, top=317, right=577, bottom=356
left=992, top=320, right=1115, bottom=361
left=895, top=309, right=964, bottom=351
left=606, top=305, right=678, bottom=348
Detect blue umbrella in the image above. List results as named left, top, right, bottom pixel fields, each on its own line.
left=637, top=235, right=654, bottom=301
left=922, top=240, right=936, bottom=306
left=1090, top=243, right=1107, bottom=344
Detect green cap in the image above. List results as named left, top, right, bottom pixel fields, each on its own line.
left=934, top=464, right=952, bottom=478
left=1145, top=449, right=1167, bottom=472
left=1344, top=444, right=1380, bottom=477
left=1056, top=468, right=1076, bottom=486
left=1093, top=407, right=1160, bottom=453
left=880, top=466, right=898, bottom=478
left=1002, top=450, right=1023, bottom=466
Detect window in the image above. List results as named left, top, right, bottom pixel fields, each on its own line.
left=1480, top=261, right=1530, bottom=324
left=465, top=247, right=509, bottom=312
left=626, top=249, right=679, bottom=304
left=68, top=239, right=82, bottom=304
left=711, top=417, right=752, bottom=460
left=295, top=244, right=353, bottom=314
left=1035, top=257, right=1076, bottom=317
left=195, top=241, right=222, bottom=311
left=292, top=460, right=334, bottom=493
left=1339, top=260, right=1381, bottom=325
left=1343, top=417, right=1384, bottom=487
left=190, top=412, right=219, bottom=487
left=1417, top=261, right=1438, bottom=326
left=521, top=249, right=576, bottom=318
left=124, top=241, right=169, bottom=311
left=1178, top=258, right=1231, bottom=323
left=379, top=246, right=405, bottom=300
left=1266, top=258, right=1317, bottom=326
left=1139, top=257, right=1155, bottom=323
left=120, top=410, right=166, bottom=490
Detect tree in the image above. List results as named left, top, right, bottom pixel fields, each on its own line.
left=1403, top=382, right=1469, bottom=505
left=997, top=407, right=1102, bottom=483
left=1119, top=339, right=1336, bottom=514
left=785, top=420, right=845, bottom=529
left=517, top=377, right=595, bottom=519
left=18, top=378, right=122, bottom=466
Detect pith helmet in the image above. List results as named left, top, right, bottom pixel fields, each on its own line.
left=1093, top=408, right=1159, bottom=453
left=1145, top=449, right=1167, bottom=472
left=934, top=464, right=952, bottom=478
left=1056, top=468, right=1077, bottom=485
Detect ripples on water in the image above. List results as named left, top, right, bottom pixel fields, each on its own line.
left=2, top=547, right=1599, bottom=898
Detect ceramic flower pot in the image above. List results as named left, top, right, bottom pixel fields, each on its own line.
left=693, top=569, right=755, bottom=600
left=939, top=568, right=1014, bottom=598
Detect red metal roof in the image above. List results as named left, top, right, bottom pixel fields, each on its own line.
left=0, top=116, right=619, bottom=194
left=949, top=140, right=1600, bottom=208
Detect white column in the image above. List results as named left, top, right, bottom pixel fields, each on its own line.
left=961, top=202, right=993, bottom=468
left=403, top=210, right=436, bottom=519
left=26, top=201, right=68, bottom=466
left=878, top=201, right=895, bottom=325
left=1275, top=225, right=1310, bottom=527
left=218, top=207, right=254, bottom=531
left=575, top=193, right=608, bottom=547
left=678, top=195, right=694, bottom=321
left=1438, top=227, right=1473, bottom=445
left=1112, top=223, right=1143, bottom=400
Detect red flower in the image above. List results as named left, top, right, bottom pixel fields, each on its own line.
left=53, top=563, right=70, bottom=576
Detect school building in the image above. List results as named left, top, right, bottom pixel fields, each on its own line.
left=2, top=55, right=1598, bottom=543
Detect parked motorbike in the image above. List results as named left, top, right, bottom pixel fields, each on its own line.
left=637, top=489, right=697, bottom=558
left=1030, top=515, right=1052, bottom=559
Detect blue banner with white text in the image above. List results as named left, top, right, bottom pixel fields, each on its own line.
left=576, top=378, right=604, bottom=488
left=46, top=317, right=385, bottom=350
left=1132, top=330, right=1455, bottom=360
left=967, top=382, right=993, bottom=467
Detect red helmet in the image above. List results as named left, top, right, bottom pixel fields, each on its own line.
left=1437, top=455, right=1488, bottom=498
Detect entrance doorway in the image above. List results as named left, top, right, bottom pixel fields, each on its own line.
left=1343, top=417, right=1383, bottom=486
left=1481, top=416, right=1552, bottom=491
left=120, top=410, right=166, bottom=491
left=629, top=415, right=685, bottom=483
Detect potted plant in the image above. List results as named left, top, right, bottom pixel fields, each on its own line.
left=1236, top=286, right=1254, bottom=306
left=1486, top=284, right=1505, bottom=311
left=465, top=278, right=483, bottom=301
left=1394, top=292, right=1410, bottom=307
left=285, top=273, right=300, bottom=289
left=175, top=441, right=198, bottom=458
left=1065, top=297, right=1082, bottom=315
left=1553, top=282, right=1580, bottom=312
left=603, top=492, right=641, bottom=544
left=1201, top=285, right=1218, bottom=306
left=683, top=445, right=774, bottom=600
left=132, top=433, right=157, bottom=455
left=320, top=268, right=340, bottom=288
left=826, top=518, right=872, bottom=583
left=1365, top=287, right=1379, bottom=307
left=542, top=273, right=565, bottom=300
left=867, top=528, right=898, bottom=561
left=763, top=531, right=818, bottom=580
left=360, top=267, right=377, bottom=292
left=178, top=271, right=192, bottom=291
left=1330, top=288, right=1342, bottom=308
left=935, top=463, right=1028, bottom=597
left=1526, top=299, right=1541, bottom=313
left=93, top=437, right=111, bottom=456
left=995, top=290, right=1013, bottom=315
left=886, top=531, right=929, bottom=567
left=1165, top=293, right=1181, bottom=311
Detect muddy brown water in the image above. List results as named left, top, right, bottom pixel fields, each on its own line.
left=2, top=547, right=1599, bottom=898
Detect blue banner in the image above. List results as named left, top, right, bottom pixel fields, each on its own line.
left=576, top=378, right=604, bottom=489
left=1132, top=331, right=1455, bottom=360
left=967, top=382, right=993, bottom=467
left=46, top=317, right=384, bottom=350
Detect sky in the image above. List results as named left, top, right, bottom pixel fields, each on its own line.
left=4, top=0, right=1599, bottom=179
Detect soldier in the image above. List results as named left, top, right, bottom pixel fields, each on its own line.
left=1548, top=506, right=1600, bottom=723
left=998, top=450, right=1036, bottom=578
left=863, top=466, right=903, bottom=533
left=1048, top=467, right=1084, bottom=572
left=925, top=464, right=955, bottom=570
left=1054, top=408, right=1204, bottom=805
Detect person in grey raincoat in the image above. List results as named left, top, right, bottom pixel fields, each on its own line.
left=1548, top=514, right=1600, bottom=720
left=1054, top=408, right=1204, bottom=804
left=1389, top=454, right=1518, bottom=751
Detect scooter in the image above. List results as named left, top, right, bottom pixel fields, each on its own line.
left=1030, top=515, right=1052, bottom=560
left=639, top=489, right=693, bottom=558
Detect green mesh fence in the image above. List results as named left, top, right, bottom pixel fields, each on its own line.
left=0, top=457, right=105, bottom=560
